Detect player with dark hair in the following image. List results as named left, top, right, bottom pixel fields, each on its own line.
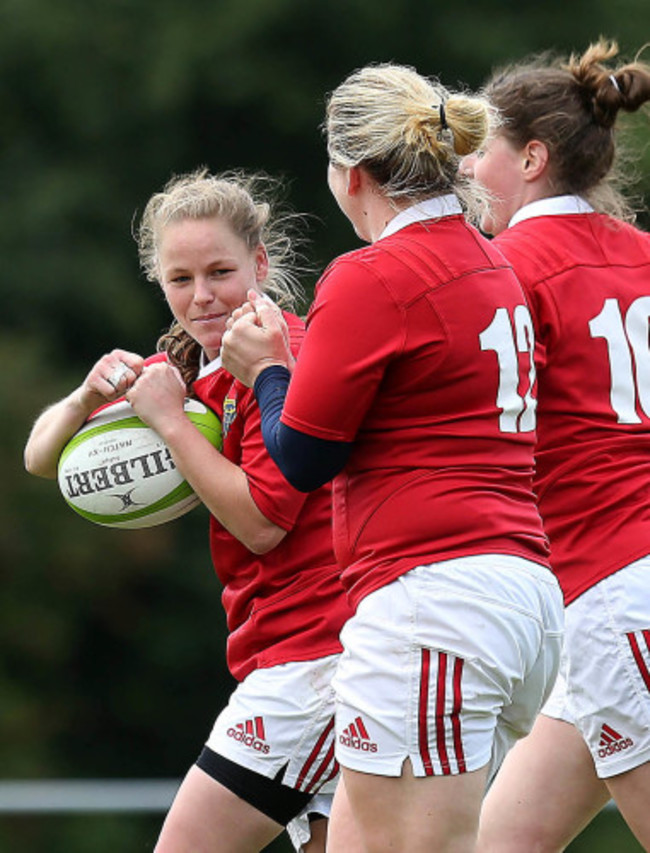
left=24, top=169, right=353, bottom=853
left=460, top=39, right=650, bottom=851
left=222, top=63, right=564, bottom=853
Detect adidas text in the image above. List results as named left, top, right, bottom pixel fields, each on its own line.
left=598, top=737, right=633, bottom=758
left=226, top=727, right=270, bottom=754
left=339, top=734, right=377, bottom=752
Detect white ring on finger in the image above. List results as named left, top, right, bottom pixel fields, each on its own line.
left=107, top=362, right=129, bottom=389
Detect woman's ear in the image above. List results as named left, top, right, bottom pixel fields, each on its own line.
left=522, top=140, right=549, bottom=182
left=347, top=165, right=363, bottom=195
left=255, top=243, right=269, bottom=284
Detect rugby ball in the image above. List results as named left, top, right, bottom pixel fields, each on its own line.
left=57, top=398, right=222, bottom=529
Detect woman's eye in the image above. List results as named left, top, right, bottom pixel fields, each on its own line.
left=171, top=275, right=190, bottom=284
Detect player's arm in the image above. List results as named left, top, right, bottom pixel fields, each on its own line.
left=24, top=350, right=143, bottom=479
left=254, top=366, right=352, bottom=491
left=127, top=361, right=286, bottom=554
left=224, top=275, right=386, bottom=491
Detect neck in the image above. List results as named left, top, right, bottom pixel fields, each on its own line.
left=365, top=196, right=407, bottom=242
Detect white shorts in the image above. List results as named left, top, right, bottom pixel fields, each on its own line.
left=542, top=554, right=650, bottom=778
left=285, top=793, right=332, bottom=852
left=333, top=555, right=564, bottom=785
left=205, top=655, right=339, bottom=849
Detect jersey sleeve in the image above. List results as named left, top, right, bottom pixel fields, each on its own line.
left=281, top=258, right=404, bottom=441
left=234, top=390, right=307, bottom=530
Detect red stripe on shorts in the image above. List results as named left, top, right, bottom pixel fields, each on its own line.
left=303, top=741, right=336, bottom=794
left=419, top=649, right=466, bottom=776
left=451, top=657, right=466, bottom=773
left=295, top=716, right=335, bottom=792
left=627, top=631, right=650, bottom=692
left=435, top=652, right=452, bottom=775
left=418, top=648, right=434, bottom=776
left=324, top=758, right=340, bottom=785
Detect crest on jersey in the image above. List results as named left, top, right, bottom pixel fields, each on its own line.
left=223, top=397, right=237, bottom=438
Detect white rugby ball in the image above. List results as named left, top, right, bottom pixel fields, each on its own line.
left=57, top=398, right=222, bottom=529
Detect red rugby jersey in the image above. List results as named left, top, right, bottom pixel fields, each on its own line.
left=281, top=211, right=550, bottom=609
left=494, top=202, right=650, bottom=604
left=192, top=311, right=350, bottom=680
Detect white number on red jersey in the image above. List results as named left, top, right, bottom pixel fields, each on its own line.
left=480, top=305, right=537, bottom=433
left=588, top=297, right=650, bottom=424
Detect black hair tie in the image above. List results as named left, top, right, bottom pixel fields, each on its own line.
left=438, top=102, right=448, bottom=131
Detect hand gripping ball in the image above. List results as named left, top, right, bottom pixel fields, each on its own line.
left=57, top=398, right=222, bottom=529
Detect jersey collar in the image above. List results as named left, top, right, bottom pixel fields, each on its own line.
left=509, top=195, right=594, bottom=228
left=379, top=194, right=463, bottom=240
left=197, top=351, right=222, bottom=379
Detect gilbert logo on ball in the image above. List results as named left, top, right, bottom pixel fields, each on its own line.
left=57, top=398, right=222, bottom=529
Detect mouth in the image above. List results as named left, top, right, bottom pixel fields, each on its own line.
left=193, top=313, right=226, bottom=324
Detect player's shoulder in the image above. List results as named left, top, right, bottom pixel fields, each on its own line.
left=497, top=213, right=650, bottom=287
left=322, top=242, right=377, bottom=273
left=316, top=246, right=387, bottom=298
left=590, top=214, right=650, bottom=260
left=317, top=219, right=515, bottom=307
left=494, top=217, right=574, bottom=286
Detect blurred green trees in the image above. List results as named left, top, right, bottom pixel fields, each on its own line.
left=2, top=0, right=649, bottom=849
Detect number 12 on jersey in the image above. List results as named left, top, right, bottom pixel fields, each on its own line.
left=480, top=305, right=537, bottom=433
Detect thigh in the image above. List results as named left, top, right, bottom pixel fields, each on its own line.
left=325, top=776, right=366, bottom=853
left=477, top=715, right=610, bottom=853
left=155, top=764, right=283, bottom=853
left=335, top=760, right=488, bottom=853
left=301, top=816, right=328, bottom=853
left=606, top=760, right=650, bottom=850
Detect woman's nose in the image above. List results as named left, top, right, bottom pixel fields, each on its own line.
left=193, top=277, right=214, bottom=303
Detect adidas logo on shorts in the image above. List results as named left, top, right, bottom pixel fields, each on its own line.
left=339, top=716, right=378, bottom=753
left=227, top=716, right=270, bottom=754
left=598, top=723, right=633, bottom=759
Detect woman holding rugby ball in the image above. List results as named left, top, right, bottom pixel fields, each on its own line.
left=222, top=63, right=564, bottom=853
left=24, top=169, right=353, bottom=853
left=460, top=39, right=650, bottom=851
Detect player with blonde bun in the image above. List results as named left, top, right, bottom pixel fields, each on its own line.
left=222, top=63, right=564, bottom=853
left=461, top=39, right=650, bottom=851
left=24, top=168, right=352, bottom=853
